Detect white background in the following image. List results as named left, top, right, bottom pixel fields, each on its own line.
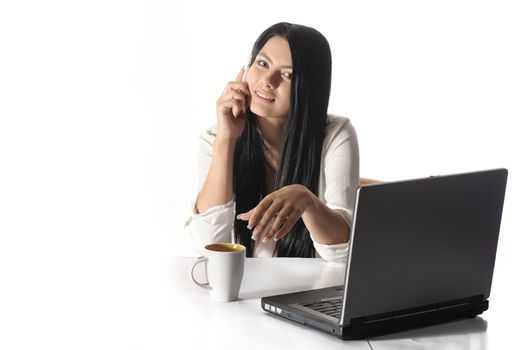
left=1, top=0, right=525, bottom=348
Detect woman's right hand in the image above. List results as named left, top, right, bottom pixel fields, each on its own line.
left=215, top=68, right=250, bottom=141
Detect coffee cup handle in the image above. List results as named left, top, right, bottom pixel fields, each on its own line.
left=190, top=256, right=211, bottom=289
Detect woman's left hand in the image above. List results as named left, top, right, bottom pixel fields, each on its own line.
left=238, top=185, right=316, bottom=242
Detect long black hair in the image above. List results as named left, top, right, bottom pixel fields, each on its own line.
left=233, top=22, right=332, bottom=257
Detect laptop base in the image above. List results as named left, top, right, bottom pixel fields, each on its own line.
left=262, top=295, right=488, bottom=340
left=339, top=296, right=488, bottom=340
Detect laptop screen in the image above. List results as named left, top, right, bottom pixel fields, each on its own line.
left=342, top=169, right=507, bottom=320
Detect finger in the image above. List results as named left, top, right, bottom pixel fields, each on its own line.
left=220, top=90, right=247, bottom=108
left=248, top=198, right=273, bottom=233
left=254, top=202, right=282, bottom=241
left=220, top=88, right=247, bottom=102
left=236, top=209, right=254, bottom=221
left=257, top=216, right=276, bottom=242
left=253, top=201, right=281, bottom=239
left=230, top=89, right=247, bottom=99
left=231, top=89, right=247, bottom=112
left=268, top=206, right=294, bottom=236
left=217, top=99, right=233, bottom=116
left=273, top=210, right=301, bottom=241
left=223, top=88, right=247, bottom=115
left=232, top=97, right=246, bottom=118
left=217, top=96, right=243, bottom=119
left=227, top=83, right=250, bottom=97
left=235, top=67, right=244, bottom=82
left=261, top=210, right=291, bottom=243
left=231, top=99, right=240, bottom=118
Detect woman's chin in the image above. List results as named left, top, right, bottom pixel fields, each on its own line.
left=250, top=106, right=284, bottom=120
left=250, top=104, right=268, bottom=117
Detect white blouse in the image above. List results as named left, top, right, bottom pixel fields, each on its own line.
left=184, top=115, right=359, bottom=264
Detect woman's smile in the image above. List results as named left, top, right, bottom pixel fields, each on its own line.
left=255, top=90, right=276, bottom=103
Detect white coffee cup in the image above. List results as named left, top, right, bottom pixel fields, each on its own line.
left=190, top=243, right=246, bottom=302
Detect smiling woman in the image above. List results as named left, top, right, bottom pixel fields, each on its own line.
left=184, top=22, right=359, bottom=262
left=247, top=37, right=292, bottom=120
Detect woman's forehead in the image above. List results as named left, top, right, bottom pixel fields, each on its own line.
left=257, top=36, right=292, bottom=68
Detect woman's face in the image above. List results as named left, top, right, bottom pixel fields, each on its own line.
left=247, top=36, right=293, bottom=121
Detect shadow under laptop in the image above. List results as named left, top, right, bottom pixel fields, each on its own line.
left=369, top=316, right=488, bottom=340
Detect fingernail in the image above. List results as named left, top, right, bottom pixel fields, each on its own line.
left=247, top=223, right=254, bottom=230
left=273, top=236, right=279, bottom=241
left=251, top=234, right=257, bottom=241
left=236, top=214, right=242, bottom=220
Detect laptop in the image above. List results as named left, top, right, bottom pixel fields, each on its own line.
left=261, top=168, right=508, bottom=339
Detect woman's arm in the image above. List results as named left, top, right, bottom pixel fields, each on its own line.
left=239, top=185, right=349, bottom=244
left=183, top=132, right=237, bottom=254
left=301, top=194, right=349, bottom=244
left=195, top=137, right=236, bottom=213
left=196, top=69, right=249, bottom=213
left=302, top=177, right=383, bottom=244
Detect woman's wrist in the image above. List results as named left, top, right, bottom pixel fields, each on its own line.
left=213, top=135, right=237, bottom=151
left=302, top=195, right=349, bottom=245
left=301, top=185, right=319, bottom=215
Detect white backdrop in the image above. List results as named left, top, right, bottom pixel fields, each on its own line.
left=1, top=0, right=525, bottom=348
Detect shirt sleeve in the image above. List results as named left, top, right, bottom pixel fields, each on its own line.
left=311, top=117, right=359, bottom=263
left=183, top=128, right=236, bottom=256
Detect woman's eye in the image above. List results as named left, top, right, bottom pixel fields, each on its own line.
left=282, top=72, right=292, bottom=80
left=257, top=60, right=268, bottom=68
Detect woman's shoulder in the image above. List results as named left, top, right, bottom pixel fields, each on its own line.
left=325, top=114, right=357, bottom=140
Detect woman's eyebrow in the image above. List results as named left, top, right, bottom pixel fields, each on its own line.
left=257, top=52, right=293, bottom=69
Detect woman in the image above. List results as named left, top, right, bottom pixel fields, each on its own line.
left=184, top=22, right=359, bottom=263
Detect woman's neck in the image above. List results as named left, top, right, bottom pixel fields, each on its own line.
left=256, top=116, right=286, bottom=173
left=256, top=117, right=286, bottom=151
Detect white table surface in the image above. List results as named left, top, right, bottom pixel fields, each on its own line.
left=160, top=257, right=516, bottom=350
left=1, top=255, right=523, bottom=349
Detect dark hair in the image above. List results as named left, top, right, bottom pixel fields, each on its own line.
left=233, top=22, right=332, bottom=257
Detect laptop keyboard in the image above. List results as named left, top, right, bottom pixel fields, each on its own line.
left=300, top=297, right=342, bottom=318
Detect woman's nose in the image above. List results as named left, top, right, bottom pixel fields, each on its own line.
left=262, top=70, right=281, bottom=89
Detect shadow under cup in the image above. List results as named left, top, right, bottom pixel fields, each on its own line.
left=191, top=243, right=246, bottom=302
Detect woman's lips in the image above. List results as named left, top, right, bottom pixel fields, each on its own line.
left=255, top=90, right=276, bottom=103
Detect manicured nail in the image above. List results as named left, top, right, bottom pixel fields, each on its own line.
left=236, top=214, right=242, bottom=220
left=247, top=223, right=254, bottom=230
left=273, top=236, right=279, bottom=241
left=251, top=234, right=257, bottom=241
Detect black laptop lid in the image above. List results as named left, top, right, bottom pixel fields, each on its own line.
left=342, top=169, right=508, bottom=320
